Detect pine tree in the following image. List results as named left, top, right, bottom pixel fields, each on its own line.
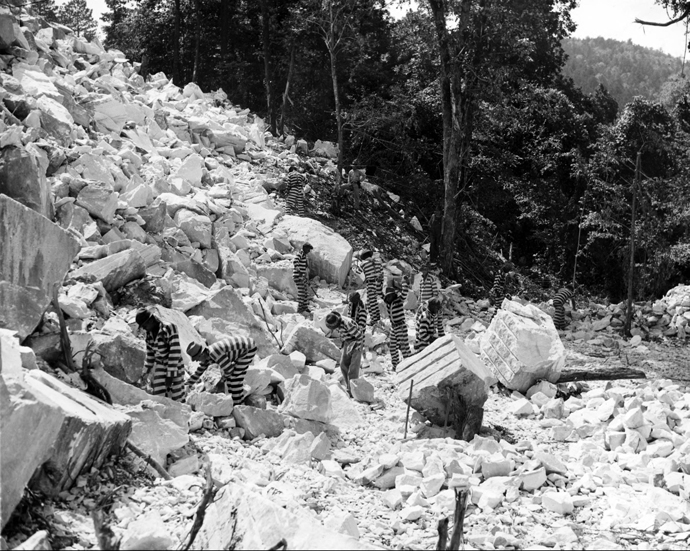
left=31, top=0, right=59, bottom=21
left=56, top=0, right=98, bottom=41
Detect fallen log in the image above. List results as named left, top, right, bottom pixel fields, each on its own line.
left=556, top=366, right=646, bottom=383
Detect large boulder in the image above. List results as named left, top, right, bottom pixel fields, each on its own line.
left=396, top=334, right=495, bottom=441
left=274, top=217, right=353, bottom=287
left=125, top=406, right=189, bottom=467
left=0, top=195, right=79, bottom=339
left=196, top=482, right=370, bottom=550
left=0, top=146, right=52, bottom=217
left=279, top=374, right=333, bottom=424
left=233, top=405, right=286, bottom=440
left=280, top=323, right=340, bottom=363
left=174, top=209, right=212, bottom=248
left=255, top=260, right=299, bottom=296
left=480, top=299, right=565, bottom=392
left=187, top=287, right=278, bottom=356
left=22, top=370, right=131, bottom=496
left=71, top=249, right=147, bottom=293
left=90, top=330, right=146, bottom=385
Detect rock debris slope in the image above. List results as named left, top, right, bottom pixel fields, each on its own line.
left=2, top=7, right=690, bottom=551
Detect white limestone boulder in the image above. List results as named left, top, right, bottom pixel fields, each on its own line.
left=280, top=322, right=340, bottom=363
left=480, top=299, right=565, bottom=393
left=279, top=374, right=333, bottom=424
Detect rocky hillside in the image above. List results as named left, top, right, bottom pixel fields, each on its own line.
left=4, top=5, right=690, bottom=551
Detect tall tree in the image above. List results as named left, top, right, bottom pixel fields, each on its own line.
left=260, top=0, right=276, bottom=135
left=31, top=0, right=58, bottom=21
left=57, top=0, right=98, bottom=41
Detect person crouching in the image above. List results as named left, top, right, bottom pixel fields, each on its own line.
left=186, top=337, right=257, bottom=403
left=324, top=311, right=364, bottom=397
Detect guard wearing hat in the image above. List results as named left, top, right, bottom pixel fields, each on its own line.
left=293, top=242, right=313, bottom=314
left=383, top=287, right=411, bottom=370
left=135, top=308, right=185, bottom=401
left=186, top=336, right=257, bottom=403
left=324, top=311, right=363, bottom=396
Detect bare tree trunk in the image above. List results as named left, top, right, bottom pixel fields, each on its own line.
left=330, top=47, right=344, bottom=198
left=192, top=0, right=201, bottom=83
left=279, top=43, right=295, bottom=136
left=260, top=0, right=276, bottom=135
left=173, top=0, right=181, bottom=85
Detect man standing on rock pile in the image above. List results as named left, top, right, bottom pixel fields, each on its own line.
left=348, top=291, right=368, bottom=331
left=135, top=309, right=186, bottom=402
left=383, top=287, right=411, bottom=371
left=285, top=166, right=306, bottom=216
left=552, top=284, right=576, bottom=331
left=414, top=297, right=444, bottom=352
left=359, top=249, right=384, bottom=329
left=419, top=263, right=444, bottom=336
left=325, top=311, right=364, bottom=397
left=186, top=337, right=257, bottom=403
left=293, top=242, right=314, bottom=314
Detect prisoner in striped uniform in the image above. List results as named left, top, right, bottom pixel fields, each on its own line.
left=136, top=309, right=185, bottom=402
left=325, top=311, right=364, bottom=396
left=293, top=242, right=313, bottom=314
left=384, top=287, right=411, bottom=370
left=489, top=262, right=513, bottom=306
left=414, top=298, right=443, bottom=352
left=186, top=337, right=257, bottom=403
left=348, top=291, right=368, bottom=331
left=285, top=167, right=306, bottom=216
left=552, top=285, right=575, bottom=331
left=360, top=249, right=383, bottom=326
left=419, top=265, right=444, bottom=337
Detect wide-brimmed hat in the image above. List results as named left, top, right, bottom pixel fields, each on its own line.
left=325, top=312, right=342, bottom=329
left=186, top=342, right=205, bottom=360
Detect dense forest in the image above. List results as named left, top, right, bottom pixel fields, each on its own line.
left=38, top=0, right=690, bottom=304
left=561, top=37, right=682, bottom=108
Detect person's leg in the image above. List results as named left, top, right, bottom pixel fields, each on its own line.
left=150, top=364, right=167, bottom=396
left=367, top=283, right=380, bottom=324
left=340, top=347, right=350, bottom=393
left=396, top=322, right=411, bottom=359
left=297, top=278, right=309, bottom=311
left=228, top=347, right=257, bottom=402
left=169, top=370, right=186, bottom=401
left=348, top=346, right=362, bottom=382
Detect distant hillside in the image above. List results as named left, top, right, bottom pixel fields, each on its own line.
left=562, top=37, right=682, bottom=108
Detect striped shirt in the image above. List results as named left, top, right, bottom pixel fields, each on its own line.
left=187, top=337, right=257, bottom=384
left=287, top=172, right=306, bottom=192
left=553, top=287, right=574, bottom=307
left=144, top=321, right=183, bottom=377
left=362, top=257, right=383, bottom=289
left=490, top=272, right=505, bottom=299
left=385, top=291, right=406, bottom=328
left=334, top=315, right=364, bottom=349
left=420, top=274, right=439, bottom=303
left=414, top=302, right=437, bottom=351
left=293, top=250, right=309, bottom=281
left=348, top=298, right=367, bottom=329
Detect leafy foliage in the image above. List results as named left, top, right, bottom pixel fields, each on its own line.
left=56, top=0, right=98, bottom=40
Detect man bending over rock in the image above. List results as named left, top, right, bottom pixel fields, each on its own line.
left=325, top=311, right=364, bottom=397
left=135, top=308, right=186, bottom=402
left=186, top=337, right=257, bottom=403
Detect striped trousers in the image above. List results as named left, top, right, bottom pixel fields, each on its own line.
left=366, top=283, right=381, bottom=325
left=286, top=187, right=304, bottom=216
left=296, top=277, right=309, bottom=311
left=553, top=300, right=566, bottom=330
left=389, top=322, right=411, bottom=369
left=151, top=366, right=185, bottom=401
left=226, top=346, right=257, bottom=402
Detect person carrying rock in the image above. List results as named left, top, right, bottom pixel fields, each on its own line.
left=348, top=291, right=367, bottom=331
left=359, top=249, right=384, bottom=328
left=552, top=284, right=575, bottom=331
left=293, top=242, right=313, bottom=314
left=135, top=308, right=185, bottom=402
left=325, top=311, right=364, bottom=397
left=186, top=337, right=257, bottom=403
left=383, top=287, right=411, bottom=371
left=414, top=297, right=444, bottom=352
left=285, top=166, right=306, bottom=216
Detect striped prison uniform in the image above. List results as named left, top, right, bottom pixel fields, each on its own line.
left=333, top=315, right=364, bottom=391
left=348, top=294, right=368, bottom=331
left=362, top=256, right=384, bottom=325
left=552, top=288, right=574, bottom=331
left=286, top=172, right=306, bottom=216
left=420, top=274, right=444, bottom=337
left=414, top=301, right=441, bottom=353
left=144, top=320, right=185, bottom=401
left=187, top=337, right=257, bottom=402
left=489, top=271, right=505, bottom=306
left=293, top=250, right=309, bottom=312
left=385, top=291, right=411, bottom=369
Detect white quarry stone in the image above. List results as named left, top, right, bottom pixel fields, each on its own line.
left=542, top=491, right=574, bottom=515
